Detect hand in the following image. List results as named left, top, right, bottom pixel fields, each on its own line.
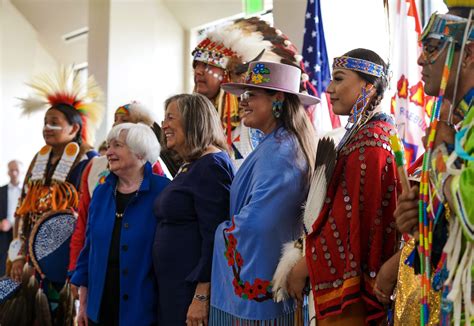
left=373, top=251, right=401, bottom=304
left=10, top=258, right=25, bottom=282
left=287, top=257, right=308, bottom=305
left=394, top=185, right=419, bottom=235
left=77, top=286, right=88, bottom=326
left=76, top=307, right=88, bottom=326
left=0, top=219, right=12, bottom=232
left=71, top=284, right=79, bottom=300
left=186, top=298, right=209, bottom=326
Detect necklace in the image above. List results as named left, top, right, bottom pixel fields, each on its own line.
left=114, top=174, right=144, bottom=219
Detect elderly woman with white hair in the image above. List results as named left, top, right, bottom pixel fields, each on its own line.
left=72, top=122, right=170, bottom=326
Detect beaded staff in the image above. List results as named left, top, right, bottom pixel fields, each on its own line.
left=418, top=41, right=455, bottom=326
left=389, top=133, right=410, bottom=193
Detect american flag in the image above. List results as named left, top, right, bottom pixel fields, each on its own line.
left=302, top=0, right=341, bottom=130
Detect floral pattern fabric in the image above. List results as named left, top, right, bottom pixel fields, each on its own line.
left=210, top=127, right=308, bottom=321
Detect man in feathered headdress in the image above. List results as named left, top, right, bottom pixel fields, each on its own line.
left=393, top=2, right=473, bottom=324
left=191, top=17, right=313, bottom=168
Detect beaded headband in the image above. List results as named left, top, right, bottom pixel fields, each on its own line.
left=332, top=56, right=385, bottom=78
left=115, top=104, right=131, bottom=116
left=192, top=38, right=234, bottom=70
left=420, top=12, right=474, bottom=45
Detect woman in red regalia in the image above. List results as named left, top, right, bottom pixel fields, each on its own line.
left=287, top=48, right=399, bottom=325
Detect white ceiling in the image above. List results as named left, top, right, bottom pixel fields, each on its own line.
left=164, top=0, right=242, bottom=29
left=11, top=0, right=89, bottom=64
left=11, top=0, right=244, bottom=65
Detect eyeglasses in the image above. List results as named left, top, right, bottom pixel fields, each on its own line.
left=420, top=38, right=460, bottom=64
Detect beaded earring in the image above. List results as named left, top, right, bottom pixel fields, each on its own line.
left=272, top=100, right=283, bottom=118
left=347, top=86, right=374, bottom=127
left=337, top=86, right=376, bottom=152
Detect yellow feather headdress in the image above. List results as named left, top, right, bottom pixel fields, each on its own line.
left=20, top=66, right=105, bottom=144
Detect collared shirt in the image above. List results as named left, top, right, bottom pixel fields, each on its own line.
left=7, top=183, right=22, bottom=226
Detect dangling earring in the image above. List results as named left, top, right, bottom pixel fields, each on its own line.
left=272, top=100, right=283, bottom=119
left=347, top=86, right=373, bottom=127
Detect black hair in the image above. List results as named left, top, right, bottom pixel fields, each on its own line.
left=344, top=48, right=389, bottom=96
left=263, top=89, right=317, bottom=186
left=343, top=48, right=389, bottom=110
left=449, top=7, right=471, bottom=19
left=47, top=104, right=83, bottom=144
left=448, top=8, right=472, bottom=51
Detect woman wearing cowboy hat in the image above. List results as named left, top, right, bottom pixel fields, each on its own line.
left=208, top=61, right=318, bottom=325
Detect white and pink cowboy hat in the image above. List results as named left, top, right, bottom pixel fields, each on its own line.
left=221, top=61, right=320, bottom=106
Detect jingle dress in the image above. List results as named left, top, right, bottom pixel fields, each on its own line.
left=305, top=113, right=399, bottom=323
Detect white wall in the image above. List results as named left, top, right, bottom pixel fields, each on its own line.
left=87, top=0, right=110, bottom=146
left=274, top=0, right=394, bottom=65
left=164, top=0, right=243, bottom=30
left=0, top=0, right=56, bottom=184
left=100, top=0, right=184, bottom=144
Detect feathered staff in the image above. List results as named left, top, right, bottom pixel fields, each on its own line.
left=55, top=281, right=75, bottom=326
left=389, top=133, right=411, bottom=193
left=0, top=265, right=38, bottom=325
left=272, top=137, right=337, bottom=302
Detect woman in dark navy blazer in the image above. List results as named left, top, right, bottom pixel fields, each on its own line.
left=72, top=123, right=170, bottom=326
left=153, top=94, right=234, bottom=326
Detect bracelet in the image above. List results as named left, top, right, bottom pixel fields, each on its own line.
left=193, top=294, right=210, bottom=302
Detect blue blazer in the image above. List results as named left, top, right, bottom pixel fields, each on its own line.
left=72, top=162, right=170, bottom=325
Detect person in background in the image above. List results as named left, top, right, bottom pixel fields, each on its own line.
left=73, top=123, right=170, bottom=326
left=191, top=17, right=312, bottom=169
left=97, top=141, right=107, bottom=156
left=0, top=160, right=22, bottom=276
left=152, top=93, right=234, bottom=325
